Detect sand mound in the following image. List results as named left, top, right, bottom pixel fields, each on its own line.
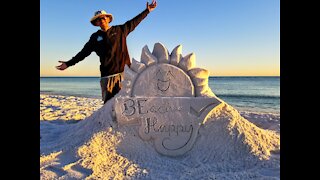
left=40, top=94, right=280, bottom=179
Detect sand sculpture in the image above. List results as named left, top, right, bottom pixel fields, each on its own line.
left=115, top=42, right=222, bottom=156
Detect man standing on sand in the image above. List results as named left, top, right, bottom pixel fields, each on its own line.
left=56, top=0, right=157, bottom=104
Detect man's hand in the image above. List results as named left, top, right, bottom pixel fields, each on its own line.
left=147, top=0, right=157, bottom=12
left=56, top=60, right=68, bottom=70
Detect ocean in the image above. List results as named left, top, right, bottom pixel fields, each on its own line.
left=40, top=76, right=280, bottom=114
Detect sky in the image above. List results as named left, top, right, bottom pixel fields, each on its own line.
left=40, top=0, right=280, bottom=77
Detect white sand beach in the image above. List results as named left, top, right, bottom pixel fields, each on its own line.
left=40, top=93, right=280, bottom=179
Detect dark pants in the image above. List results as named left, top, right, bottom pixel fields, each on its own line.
left=100, top=73, right=123, bottom=104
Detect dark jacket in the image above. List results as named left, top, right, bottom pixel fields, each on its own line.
left=65, top=9, right=150, bottom=77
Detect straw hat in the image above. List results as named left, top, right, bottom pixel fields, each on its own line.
left=90, top=10, right=113, bottom=26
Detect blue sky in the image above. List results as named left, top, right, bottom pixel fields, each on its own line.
left=40, top=0, right=280, bottom=76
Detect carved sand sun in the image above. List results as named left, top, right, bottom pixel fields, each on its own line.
left=119, top=42, right=215, bottom=98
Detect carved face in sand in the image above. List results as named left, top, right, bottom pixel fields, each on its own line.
left=155, top=69, right=174, bottom=92
left=131, top=63, right=194, bottom=97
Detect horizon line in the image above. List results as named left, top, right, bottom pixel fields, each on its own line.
left=40, top=75, right=280, bottom=78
